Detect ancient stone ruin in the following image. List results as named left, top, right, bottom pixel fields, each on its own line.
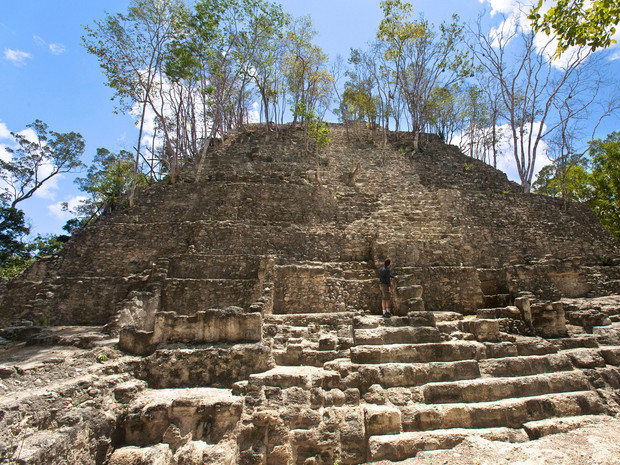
left=1, top=126, right=620, bottom=464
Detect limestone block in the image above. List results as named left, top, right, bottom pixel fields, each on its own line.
left=363, top=384, right=388, bottom=405
left=364, top=405, right=402, bottom=435
left=339, top=408, right=366, bottom=464
left=141, top=343, right=274, bottom=388
left=0, top=364, right=16, bottom=379
left=344, top=388, right=361, bottom=405
left=325, top=389, right=346, bottom=407
left=529, top=302, right=568, bottom=338
left=405, top=297, right=425, bottom=312
left=354, top=326, right=441, bottom=345
left=599, top=347, right=620, bottom=366
left=114, top=380, right=148, bottom=404
left=108, top=444, right=173, bottom=465
left=565, top=309, right=611, bottom=328
left=523, top=415, right=611, bottom=440
left=458, top=319, right=500, bottom=342
left=514, top=297, right=533, bottom=328
left=593, top=324, right=620, bottom=345
left=565, top=349, right=607, bottom=369
left=318, top=336, right=337, bottom=351
left=407, top=311, right=436, bottom=327
left=396, top=285, right=424, bottom=300
left=386, top=387, right=415, bottom=406
left=151, top=307, right=262, bottom=345
left=119, top=327, right=155, bottom=356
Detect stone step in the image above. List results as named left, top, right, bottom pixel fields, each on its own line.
left=353, top=326, right=442, bottom=345
left=350, top=339, right=528, bottom=365
left=119, top=388, right=242, bottom=447
left=561, top=347, right=607, bottom=369
left=599, top=346, right=620, bottom=365
left=522, top=414, right=612, bottom=440
left=264, top=312, right=356, bottom=326
left=551, top=334, right=600, bottom=350
left=422, top=370, right=591, bottom=404
left=368, top=426, right=528, bottom=462
left=400, top=390, right=606, bottom=432
left=248, top=366, right=340, bottom=389
left=354, top=312, right=436, bottom=329
left=330, top=360, right=481, bottom=390
left=273, top=348, right=348, bottom=367
left=478, top=353, right=574, bottom=378
left=350, top=341, right=485, bottom=364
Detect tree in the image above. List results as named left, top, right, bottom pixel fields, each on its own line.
left=0, top=120, right=85, bottom=209
left=0, top=207, right=29, bottom=266
left=589, top=131, right=620, bottom=240
left=73, top=148, right=145, bottom=221
left=378, top=1, right=472, bottom=149
left=529, top=0, right=620, bottom=57
left=469, top=13, right=606, bottom=193
left=83, top=0, right=181, bottom=196
left=532, top=163, right=592, bottom=202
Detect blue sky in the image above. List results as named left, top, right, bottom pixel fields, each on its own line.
left=1, top=0, right=619, bottom=237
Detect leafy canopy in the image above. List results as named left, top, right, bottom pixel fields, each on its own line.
left=530, top=0, right=620, bottom=57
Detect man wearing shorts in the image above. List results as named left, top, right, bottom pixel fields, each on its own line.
left=379, top=259, right=397, bottom=317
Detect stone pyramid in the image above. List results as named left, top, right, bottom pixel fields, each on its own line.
left=1, top=125, right=620, bottom=464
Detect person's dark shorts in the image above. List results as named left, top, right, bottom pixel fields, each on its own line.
left=380, top=283, right=390, bottom=300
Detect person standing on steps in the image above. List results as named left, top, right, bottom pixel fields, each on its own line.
left=379, top=259, right=397, bottom=318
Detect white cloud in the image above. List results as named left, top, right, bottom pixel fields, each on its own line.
left=454, top=121, right=551, bottom=187
left=49, top=195, right=89, bottom=220
left=18, top=127, right=39, bottom=144
left=0, top=146, right=11, bottom=163
left=33, top=35, right=67, bottom=56
left=33, top=35, right=46, bottom=47
left=0, top=121, right=14, bottom=163
left=49, top=43, right=66, bottom=55
left=0, top=121, right=11, bottom=140
left=4, top=48, right=31, bottom=66
left=249, top=102, right=260, bottom=124
left=486, top=0, right=523, bottom=16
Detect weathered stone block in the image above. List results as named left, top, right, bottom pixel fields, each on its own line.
left=459, top=319, right=501, bottom=342
left=407, top=311, right=436, bottom=327
left=364, top=405, right=401, bottom=435
left=119, top=327, right=155, bottom=356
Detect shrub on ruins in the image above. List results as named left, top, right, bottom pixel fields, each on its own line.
left=74, top=148, right=148, bottom=219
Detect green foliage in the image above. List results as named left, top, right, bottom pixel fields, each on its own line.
left=588, top=131, right=620, bottom=240
left=0, top=205, right=71, bottom=280
left=533, top=131, right=620, bottom=241
left=75, top=148, right=145, bottom=219
left=532, top=164, right=593, bottom=202
left=0, top=207, right=29, bottom=265
left=530, top=0, right=620, bottom=57
left=296, top=103, right=331, bottom=153
left=377, top=1, right=472, bottom=138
